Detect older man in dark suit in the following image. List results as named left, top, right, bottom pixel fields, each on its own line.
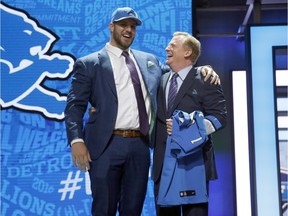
left=152, top=32, right=227, bottom=216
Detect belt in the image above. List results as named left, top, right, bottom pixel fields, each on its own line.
left=112, top=130, right=143, bottom=137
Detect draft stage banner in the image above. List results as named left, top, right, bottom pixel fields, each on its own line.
left=0, top=1, right=192, bottom=215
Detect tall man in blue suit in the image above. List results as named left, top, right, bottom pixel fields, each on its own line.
left=65, top=7, right=220, bottom=216
left=152, top=32, right=227, bottom=216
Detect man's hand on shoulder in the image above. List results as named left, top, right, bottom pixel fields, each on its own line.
left=199, top=65, right=221, bottom=85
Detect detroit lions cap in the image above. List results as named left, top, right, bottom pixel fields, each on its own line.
left=111, top=7, right=142, bottom=26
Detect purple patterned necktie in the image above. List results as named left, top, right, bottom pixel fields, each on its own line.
left=122, top=51, right=149, bottom=135
left=167, top=73, right=179, bottom=115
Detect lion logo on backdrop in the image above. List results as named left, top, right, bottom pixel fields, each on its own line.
left=0, top=3, right=74, bottom=120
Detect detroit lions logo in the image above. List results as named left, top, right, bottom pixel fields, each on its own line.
left=0, top=3, right=74, bottom=120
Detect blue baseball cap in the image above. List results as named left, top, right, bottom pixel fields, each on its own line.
left=111, top=7, right=142, bottom=26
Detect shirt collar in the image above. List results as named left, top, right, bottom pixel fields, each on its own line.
left=169, top=65, right=193, bottom=81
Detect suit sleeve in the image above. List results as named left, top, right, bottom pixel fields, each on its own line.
left=156, top=59, right=171, bottom=75
left=198, top=77, right=227, bottom=132
left=64, top=59, right=92, bottom=145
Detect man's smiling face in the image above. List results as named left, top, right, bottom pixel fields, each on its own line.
left=165, top=35, right=187, bottom=72
left=109, top=19, right=137, bottom=50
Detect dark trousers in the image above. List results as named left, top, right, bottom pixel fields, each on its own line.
left=154, top=179, right=209, bottom=216
left=89, top=135, right=150, bottom=216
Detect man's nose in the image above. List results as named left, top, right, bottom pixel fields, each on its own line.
left=125, top=25, right=134, bottom=32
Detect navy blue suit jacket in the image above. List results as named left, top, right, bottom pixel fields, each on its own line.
left=65, top=48, right=169, bottom=160
left=152, top=68, right=227, bottom=183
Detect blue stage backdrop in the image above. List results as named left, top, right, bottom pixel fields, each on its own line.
left=1, top=1, right=194, bottom=215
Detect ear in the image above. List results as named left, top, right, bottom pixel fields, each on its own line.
left=184, top=49, right=192, bottom=58
left=109, top=23, right=114, bottom=32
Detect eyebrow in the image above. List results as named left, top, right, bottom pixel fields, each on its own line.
left=169, top=42, right=177, bottom=47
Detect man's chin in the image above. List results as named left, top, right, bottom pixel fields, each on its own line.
left=122, top=38, right=133, bottom=47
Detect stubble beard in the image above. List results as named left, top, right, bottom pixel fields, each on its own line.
left=113, top=31, right=134, bottom=51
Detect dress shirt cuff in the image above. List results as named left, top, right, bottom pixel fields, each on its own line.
left=204, top=119, right=216, bottom=135
left=71, top=138, right=84, bottom=146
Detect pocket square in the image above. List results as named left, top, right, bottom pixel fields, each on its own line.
left=147, top=61, right=154, bottom=67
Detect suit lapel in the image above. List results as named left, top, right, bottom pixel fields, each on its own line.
left=131, top=50, right=149, bottom=87
left=98, top=49, right=117, bottom=98
left=161, top=73, right=170, bottom=118
left=132, top=50, right=155, bottom=133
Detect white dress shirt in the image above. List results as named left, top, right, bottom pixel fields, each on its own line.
left=106, top=43, right=151, bottom=130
